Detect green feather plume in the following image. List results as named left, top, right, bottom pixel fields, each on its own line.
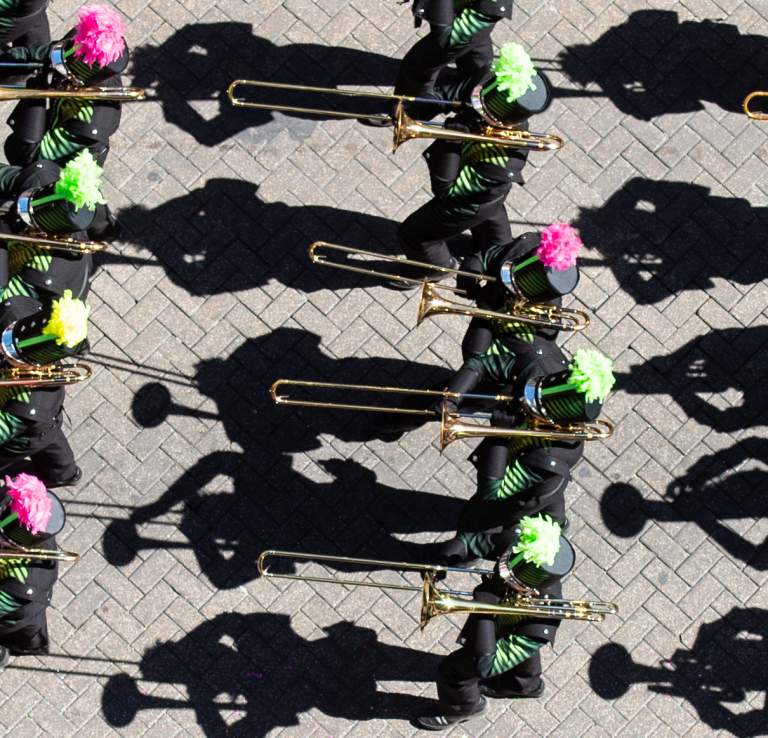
left=568, top=348, right=615, bottom=402
left=512, top=515, right=561, bottom=567
left=491, top=42, right=536, bottom=102
left=54, top=151, right=106, bottom=209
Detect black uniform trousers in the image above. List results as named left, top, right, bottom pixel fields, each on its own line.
left=399, top=197, right=511, bottom=269
left=437, top=644, right=543, bottom=710
left=394, top=25, right=493, bottom=118
left=0, top=412, right=77, bottom=484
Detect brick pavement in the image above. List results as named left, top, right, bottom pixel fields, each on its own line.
left=0, top=1, right=767, bottom=736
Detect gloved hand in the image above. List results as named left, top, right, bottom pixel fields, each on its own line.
left=444, top=115, right=471, bottom=133
left=473, top=575, right=504, bottom=604
left=491, top=405, right=519, bottom=428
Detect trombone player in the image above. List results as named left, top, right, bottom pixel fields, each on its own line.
left=0, top=472, right=67, bottom=670
left=434, top=348, right=614, bottom=568
left=1, top=4, right=130, bottom=168
left=0, top=149, right=107, bottom=296
left=417, top=515, right=575, bottom=729
left=390, top=0, right=513, bottom=122
left=398, top=43, right=553, bottom=282
left=0, top=291, right=90, bottom=488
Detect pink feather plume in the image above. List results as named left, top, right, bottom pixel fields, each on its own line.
left=73, top=5, right=126, bottom=67
left=536, top=223, right=583, bottom=271
left=5, top=474, right=51, bottom=535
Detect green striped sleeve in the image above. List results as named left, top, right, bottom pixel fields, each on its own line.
left=449, top=9, right=494, bottom=47
left=478, top=634, right=543, bottom=677
left=447, top=164, right=496, bottom=200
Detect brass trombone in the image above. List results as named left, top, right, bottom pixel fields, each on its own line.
left=0, top=85, right=145, bottom=102
left=743, top=91, right=768, bottom=120
left=0, top=363, right=92, bottom=387
left=308, top=241, right=590, bottom=331
left=270, top=379, right=614, bottom=447
left=0, top=546, right=79, bottom=562
left=418, top=282, right=590, bottom=332
left=258, top=550, right=618, bottom=630
left=227, top=80, right=563, bottom=152
left=0, top=232, right=106, bottom=255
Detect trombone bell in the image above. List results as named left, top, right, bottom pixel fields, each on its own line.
left=439, top=406, right=613, bottom=449
left=417, top=282, right=590, bottom=331
left=392, top=101, right=564, bottom=153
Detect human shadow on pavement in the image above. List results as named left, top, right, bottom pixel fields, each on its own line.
left=100, top=178, right=404, bottom=296
left=613, top=326, right=768, bottom=432
left=590, top=607, right=768, bottom=737
left=102, top=613, right=439, bottom=736
left=131, top=21, right=401, bottom=146
left=575, top=178, right=768, bottom=306
left=601, top=437, right=768, bottom=570
left=102, top=328, right=464, bottom=588
left=558, top=10, right=768, bottom=120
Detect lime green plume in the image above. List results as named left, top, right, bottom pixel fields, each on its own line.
left=54, top=151, right=106, bottom=209
left=568, top=348, right=615, bottom=403
left=42, top=290, right=90, bottom=347
left=492, top=42, right=536, bottom=102
left=512, top=515, right=561, bottom=567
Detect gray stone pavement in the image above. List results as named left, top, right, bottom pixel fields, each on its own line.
left=1, top=0, right=767, bottom=736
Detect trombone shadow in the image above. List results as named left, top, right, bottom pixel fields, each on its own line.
left=100, top=178, right=406, bottom=296
left=574, top=178, right=768, bottom=306
left=103, top=328, right=466, bottom=588
left=589, top=607, right=768, bottom=737
left=130, top=21, right=401, bottom=146
left=601, top=437, right=768, bottom=570
left=557, top=9, right=768, bottom=120
left=102, top=613, right=440, bottom=736
left=612, top=325, right=768, bottom=433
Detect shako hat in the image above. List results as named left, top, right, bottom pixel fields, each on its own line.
left=501, top=224, right=583, bottom=301
left=1, top=290, right=90, bottom=366
left=522, top=348, right=615, bottom=423
left=472, top=42, right=552, bottom=128
left=0, top=474, right=65, bottom=548
left=497, top=515, right=574, bottom=591
left=50, top=5, right=129, bottom=85
left=16, top=150, right=103, bottom=235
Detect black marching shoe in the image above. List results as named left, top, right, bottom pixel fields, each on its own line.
left=480, top=678, right=544, bottom=699
left=416, top=696, right=486, bottom=731
left=42, top=466, right=82, bottom=489
left=0, top=646, right=10, bottom=671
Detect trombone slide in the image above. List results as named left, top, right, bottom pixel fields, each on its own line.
left=743, top=91, right=768, bottom=120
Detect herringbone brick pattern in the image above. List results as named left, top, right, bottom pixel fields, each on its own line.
left=0, top=1, right=766, bottom=736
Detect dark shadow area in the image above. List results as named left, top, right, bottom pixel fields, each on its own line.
left=590, top=608, right=768, bottom=737
left=98, top=179, right=406, bottom=296
left=614, top=326, right=768, bottom=432
left=601, top=437, right=768, bottom=570
left=102, top=613, right=438, bottom=736
left=574, top=178, right=768, bottom=306
left=558, top=10, right=768, bottom=120
left=103, top=327, right=463, bottom=587
left=130, top=22, right=400, bottom=146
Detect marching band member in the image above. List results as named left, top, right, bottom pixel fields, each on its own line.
left=0, top=291, right=89, bottom=487
left=393, top=0, right=513, bottom=120
left=398, top=43, right=552, bottom=278
left=2, top=5, right=128, bottom=167
left=436, top=349, right=614, bottom=566
left=0, top=149, right=106, bottom=297
left=456, top=224, right=583, bottom=359
left=0, top=0, right=49, bottom=49
left=0, top=473, right=64, bottom=668
left=417, top=515, right=572, bottom=728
